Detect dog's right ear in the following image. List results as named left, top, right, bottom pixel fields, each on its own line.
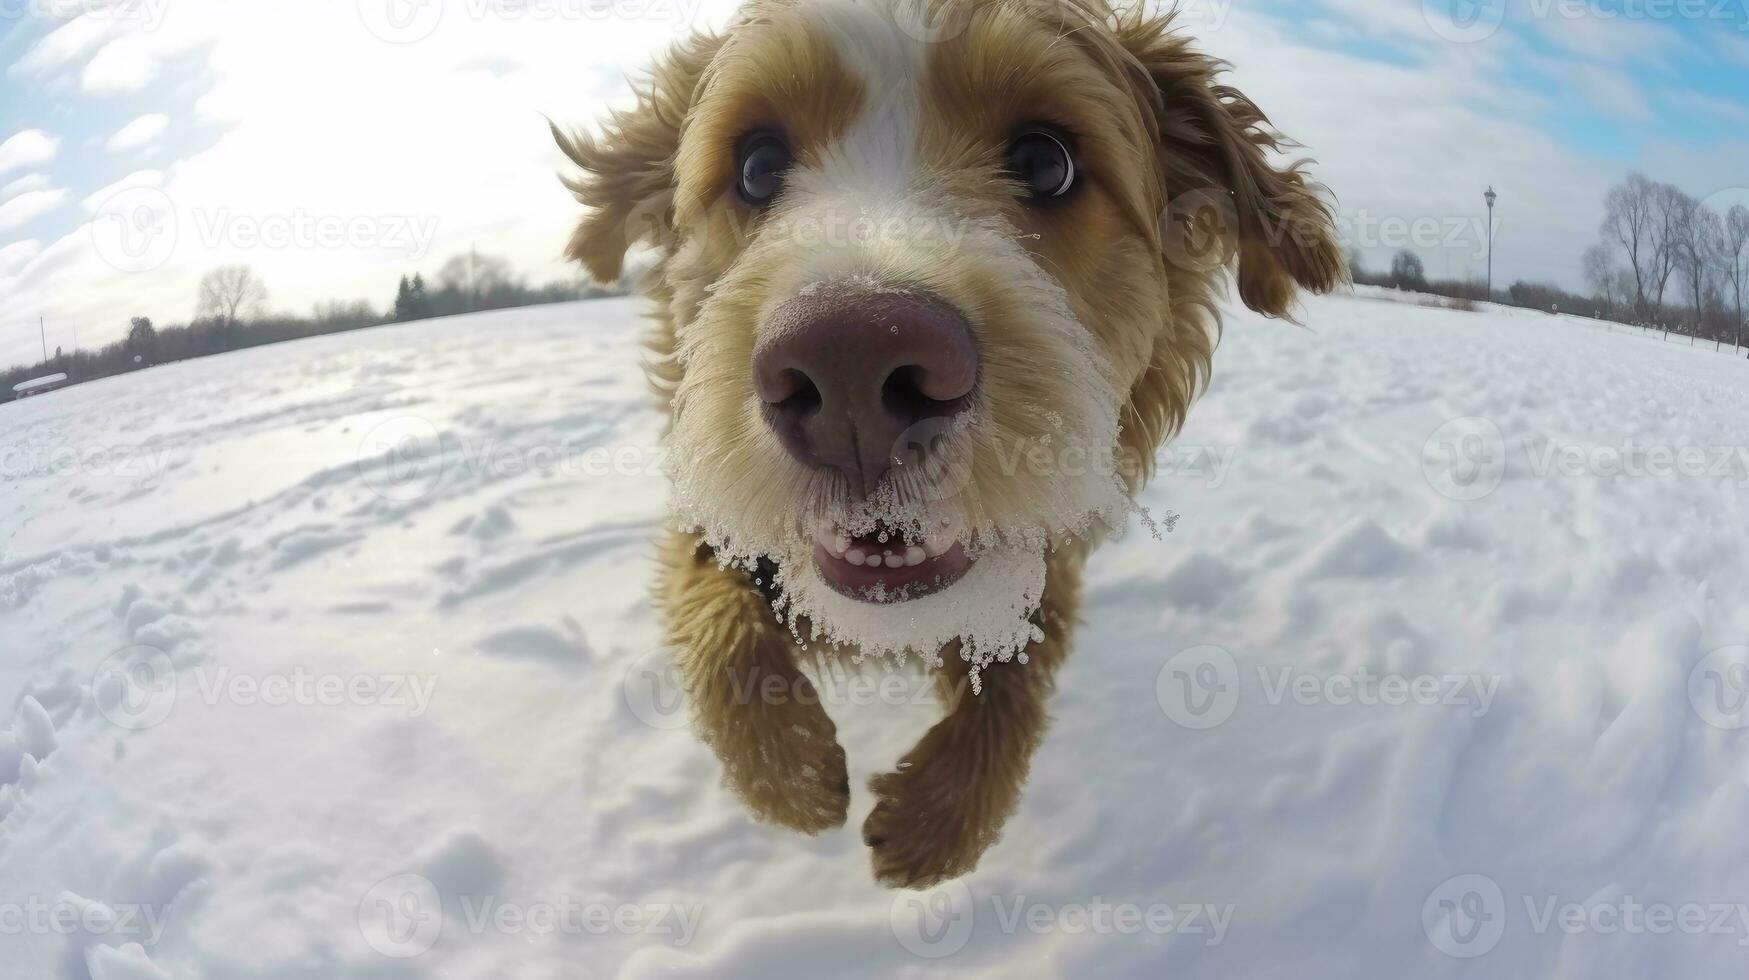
left=552, top=31, right=724, bottom=283
left=1111, top=12, right=1344, bottom=320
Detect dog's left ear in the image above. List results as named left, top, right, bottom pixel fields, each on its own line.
left=551, top=31, right=724, bottom=283
left=1115, top=15, right=1345, bottom=318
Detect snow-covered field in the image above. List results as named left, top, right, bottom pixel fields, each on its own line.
left=5, top=290, right=1749, bottom=979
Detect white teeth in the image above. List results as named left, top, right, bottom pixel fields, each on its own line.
left=813, top=518, right=847, bottom=556
left=818, top=520, right=952, bottom=570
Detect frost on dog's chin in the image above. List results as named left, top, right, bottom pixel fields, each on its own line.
left=774, top=543, right=1048, bottom=695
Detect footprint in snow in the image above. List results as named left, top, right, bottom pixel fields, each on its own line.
left=475, top=621, right=592, bottom=667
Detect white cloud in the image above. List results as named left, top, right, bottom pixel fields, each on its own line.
left=9, top=12, right=125, bottom=80
left=0, top=240, right=41, bottom=277
left=81, top=170, right=165, bottom=213
left=1566, top=61, right=1655, bottom=121
left=1533, top=12, right=1686, bottom=66
left=1316, top=0, right=1450, bottom=44
left=0, top=130, right=60, bottom=179
left=1719, top=34, right=1749, bottom=69
left=0, top=189, right=70, bottom=231
left=107, top=113, right=170, bottom=152
left=82, top=36, right=160, bottom=93
left=2, top=174, right=53, bottom=201
left=1682, top=92, right=1749, bottom=125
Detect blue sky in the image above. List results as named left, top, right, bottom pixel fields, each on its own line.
left=1, top=0, right=1746, bottom=369
left=1411, top=0, right=1749, bottom=153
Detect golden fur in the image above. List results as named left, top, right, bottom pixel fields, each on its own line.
left=556, top=0, right=1341, bottom=888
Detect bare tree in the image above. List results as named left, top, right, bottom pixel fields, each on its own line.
left=196, top=265, right=269, bottom=328
left=1650, top=183, right=1691, bottom=337
left=1723, top=204, right=1749, bottom=355
left=1601, top=173, right=1661, bottom=321
left=1582, top=243, right=1623, bottom=319
left=1671, top=199, right=1720, bottom=342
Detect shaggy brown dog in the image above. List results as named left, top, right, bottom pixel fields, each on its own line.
left=556, top=0, right=1341, bottom=889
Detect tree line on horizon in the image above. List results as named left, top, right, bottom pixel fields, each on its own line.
left=2, top=250, right=623, bottom=399
left=1353, top=174, right=1749, bottom=355
left=1586, top=173, right=1748, bottom=349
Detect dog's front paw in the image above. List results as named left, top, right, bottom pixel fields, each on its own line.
left=709, top=680, right=850, bottom=835
left=862, top=741, right=1006, bottom=889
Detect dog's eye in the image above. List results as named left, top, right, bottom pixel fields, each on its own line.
left=1009, top=128, right=1075, bottom=199
left=737, top=133, right=791, bottom=206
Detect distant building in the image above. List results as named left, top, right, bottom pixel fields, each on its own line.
left=11, top=373, right=68, bottom=401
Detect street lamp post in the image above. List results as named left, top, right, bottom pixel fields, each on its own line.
left=1484, top=186, right=1497, bottom=301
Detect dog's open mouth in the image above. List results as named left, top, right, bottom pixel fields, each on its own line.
left=810, top=518, right=973, bottom=603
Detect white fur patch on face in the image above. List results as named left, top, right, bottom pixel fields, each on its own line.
left=796, top=0, right=924, bottom=197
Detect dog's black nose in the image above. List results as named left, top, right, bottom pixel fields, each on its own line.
left=753, top=287, right=978, bottom=496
